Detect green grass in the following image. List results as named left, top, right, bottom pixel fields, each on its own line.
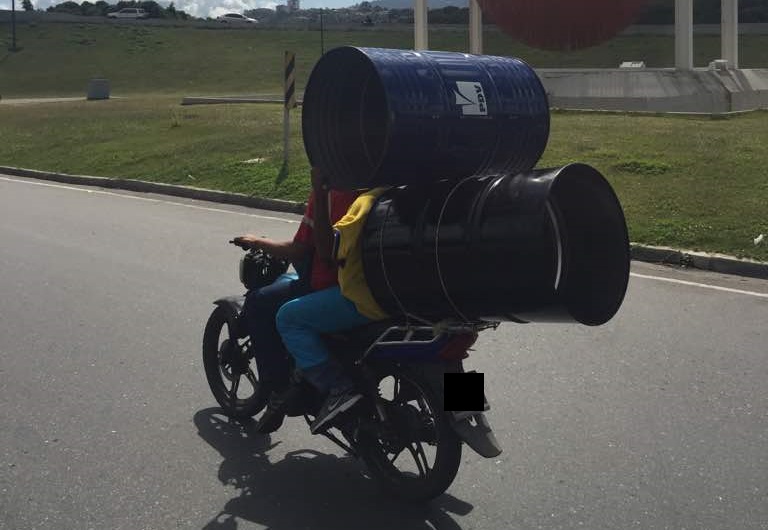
left=0, top=97, right=311, bottom=200
left=1, top=21, right=766, bottom=261
left=1, top=22, right=767, bottom=97
left=541, top=110, right=768, bottom=261
left=0, top=98, right=766, bottom=261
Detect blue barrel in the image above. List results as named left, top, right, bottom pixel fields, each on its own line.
left=302, top=46, right=550, bottom=190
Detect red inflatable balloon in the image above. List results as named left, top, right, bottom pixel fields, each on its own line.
left=477, top=0, right=649, bottom=51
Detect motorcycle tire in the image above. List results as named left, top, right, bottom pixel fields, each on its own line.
left=357, top=364, right=462, bottom=502
left=202, top=305, right=268, bottom=419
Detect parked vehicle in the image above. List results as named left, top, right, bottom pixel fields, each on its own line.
left=107, top=8, right=149, bottom=18
left=216, top=13, right=258, bottom=24
left=202, top=248, right=501, bottom=501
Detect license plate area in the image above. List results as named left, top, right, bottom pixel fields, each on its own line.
left=444, top=371, right=489, bottom=419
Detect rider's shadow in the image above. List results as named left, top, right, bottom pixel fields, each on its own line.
left=194, top=408, right=473, bottom=530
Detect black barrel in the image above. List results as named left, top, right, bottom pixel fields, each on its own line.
left=361, top=164, right=630, bottom=326
left=302, top=46, right=550, bottom=190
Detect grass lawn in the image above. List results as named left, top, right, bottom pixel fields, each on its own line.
left=0, top=97, right=766, bottom=261
left=1, top=21, right=766, bottom=261
left=1, top=22, right=767, bottom=97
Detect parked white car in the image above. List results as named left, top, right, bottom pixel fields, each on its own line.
left=107, top=8, right=149, bottom=19
left=216, top=13, right=258, bottom=24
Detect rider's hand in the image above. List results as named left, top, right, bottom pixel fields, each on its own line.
left=231, top=235, right=262, bottom=250
left=311, top=167, right=330, bottom=193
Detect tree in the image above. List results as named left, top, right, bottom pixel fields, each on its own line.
left=47, top=1, right=83, bottom=14
left=138, top=0, right=163, bottom=18
left=94, top=0, right=110, bottom=16
left=80, top=1, right=101, bottom=16
left=22, top=0, right=34, bottom=11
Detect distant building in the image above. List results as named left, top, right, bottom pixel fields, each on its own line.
left=276, top=4, right=288, bottom=14
left=287, top=0, right=299, bottom=12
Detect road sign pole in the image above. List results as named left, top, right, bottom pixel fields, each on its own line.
left=283, top=51, right=297, bottom=170
left=11, top=0, right=18, bottom=52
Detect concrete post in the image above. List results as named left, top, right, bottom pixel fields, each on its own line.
left=675, top=0, right=694, bottom=70
left=469, top=0, right=483, bottom=55
left=721, top=0, right=739, bottom=68
left=414, top=0, right=428, bottom=51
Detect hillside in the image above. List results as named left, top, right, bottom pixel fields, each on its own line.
left=1, top=21, right=766, bottom=98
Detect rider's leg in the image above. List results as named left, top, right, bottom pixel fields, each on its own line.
left=242, top=273, right=308, bottom=391
left=276, top=286, right=372, bottom=432
left=276, top=286, right=371, bottom=377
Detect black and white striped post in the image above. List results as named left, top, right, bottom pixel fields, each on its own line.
left=283, top=51, right=297, bottom=169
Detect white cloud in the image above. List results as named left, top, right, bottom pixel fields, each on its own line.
left=175, top=0, right=277, bottom=18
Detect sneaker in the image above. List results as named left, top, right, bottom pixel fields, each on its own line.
left=254, top=385, right=300, bottom=434
left=310, top=388, right=363, bottom=434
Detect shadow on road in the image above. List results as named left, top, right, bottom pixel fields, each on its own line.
left=194, top=407, right=473, bottom=530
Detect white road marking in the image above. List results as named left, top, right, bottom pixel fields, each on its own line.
left=630, top=273, right=768, bottom=299
left=3, top=174, right=767, bottom=299
left=0, top=175, right=300, bottom=224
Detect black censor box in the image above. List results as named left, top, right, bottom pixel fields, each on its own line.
left=444, top=372, right=485, bottom=412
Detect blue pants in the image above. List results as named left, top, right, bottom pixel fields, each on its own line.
left=276, top=286, right=372, bottom=370
left=241, top=273, right=309, bottom=386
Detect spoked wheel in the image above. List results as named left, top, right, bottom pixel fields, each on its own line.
left=202, top=306, right=268, bottom=419
left=357, top=365, right=462, bottom=501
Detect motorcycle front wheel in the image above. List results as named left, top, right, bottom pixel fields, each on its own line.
left=202, top=305, right=268, bottom=419
left=357, top=364, right=462, bottom=502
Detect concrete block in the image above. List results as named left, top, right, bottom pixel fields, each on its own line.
left=87, top=79, right=110, bottom=100
left=537, top=68, right=768, bottom=113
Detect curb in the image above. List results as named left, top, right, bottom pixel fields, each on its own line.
left=181, top=96, right=303, bottom=106
left=2, top=165, right=766, bottom=280
left=0, top=166, right=306, bottom=215
left=630, top=244, right=768, bottom=280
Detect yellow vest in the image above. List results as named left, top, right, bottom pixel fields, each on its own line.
left=333, top=188, right=389, bottom=321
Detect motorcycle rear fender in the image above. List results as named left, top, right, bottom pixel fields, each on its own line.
left=449, top=411, right=503, bottom=458
left=418, top=362, right=503, bottom=459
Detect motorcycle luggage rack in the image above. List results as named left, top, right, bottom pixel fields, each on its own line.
left=357, top=320, right=499, bottom=365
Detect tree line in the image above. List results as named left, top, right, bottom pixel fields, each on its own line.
left=30, top=0, right=768, bottom=24
left=39, top=0, right=190, bottom=19
left=378, top=1, right=768, bottom=24
left=640, top=0, right=768, bottom=23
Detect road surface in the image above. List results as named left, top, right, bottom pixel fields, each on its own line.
left=1, top=174, right=766, bottom=530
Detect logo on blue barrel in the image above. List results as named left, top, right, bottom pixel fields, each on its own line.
left=454, top=81, right=488, bottom=116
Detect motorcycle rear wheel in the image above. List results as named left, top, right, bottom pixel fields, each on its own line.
left=202, top=305, right=268, bottom=419
left=357, top=365, right=462, bottom=502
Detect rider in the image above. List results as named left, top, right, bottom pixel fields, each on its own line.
left=275, top=177, right=391, bottom=434
left=231, top=168, right=359, bottom=403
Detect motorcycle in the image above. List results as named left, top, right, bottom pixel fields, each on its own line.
left=203, top=248, right=502, bottom=501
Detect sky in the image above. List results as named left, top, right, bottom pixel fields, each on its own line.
left=0, top=0, right=358, bottom=17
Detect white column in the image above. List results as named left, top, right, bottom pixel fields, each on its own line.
left=722, top=0, right=739, bottom=68
left=675, top=0, right=694, bottom=70
left=469, top=0, right=483, bottom=55
left=414, top=0, right=428, bottom=51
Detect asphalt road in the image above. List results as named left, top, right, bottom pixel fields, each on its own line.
left=1, top=174, right=767, bottom=530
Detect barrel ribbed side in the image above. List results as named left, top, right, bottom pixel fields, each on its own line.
left=302, top=46, right=550, bottom=189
